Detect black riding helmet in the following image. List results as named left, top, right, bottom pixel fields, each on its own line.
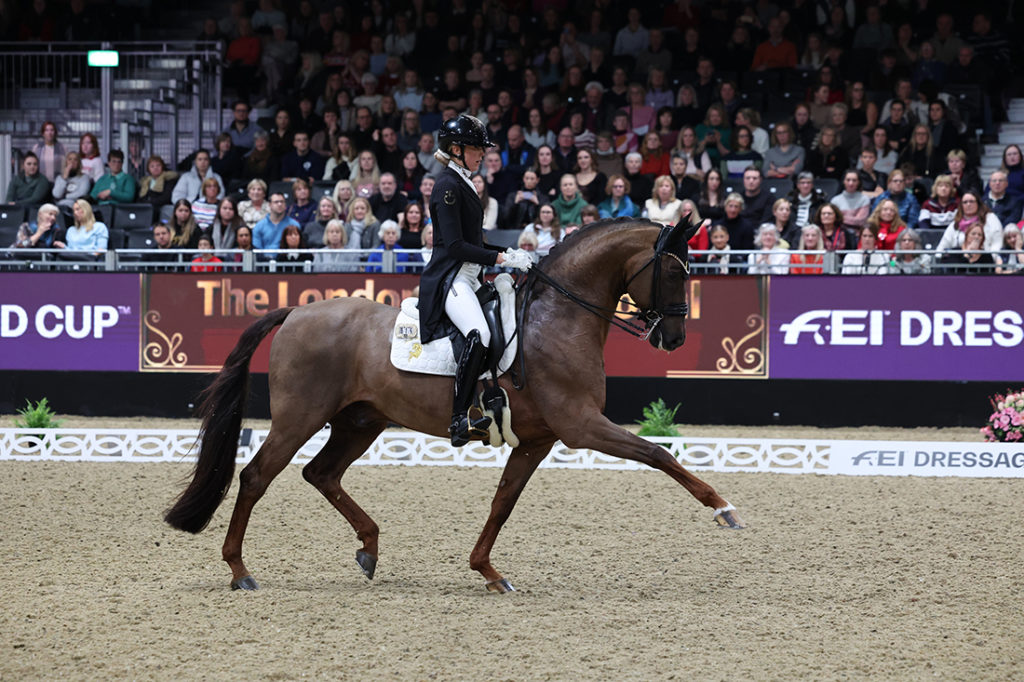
left=437, top=114, right=494, bottom=163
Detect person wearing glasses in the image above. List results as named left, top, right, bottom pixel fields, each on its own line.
left=870, top=169, right=920, bottom=226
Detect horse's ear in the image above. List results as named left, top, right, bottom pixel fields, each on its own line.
left=663, top=214, right=702, bottom=254
left=682, top=213, right=705, bottom=242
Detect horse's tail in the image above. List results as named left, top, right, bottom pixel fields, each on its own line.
left=164, top=306, right=295, bottom=534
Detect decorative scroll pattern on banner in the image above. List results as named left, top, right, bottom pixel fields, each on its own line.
left=0, top=428, right=831, bottom=473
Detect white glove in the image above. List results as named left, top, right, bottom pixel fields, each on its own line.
left=503, top=247, right=533, bottom=272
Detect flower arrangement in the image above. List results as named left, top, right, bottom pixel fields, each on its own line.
left=980, top=389, right=1024, bottom=442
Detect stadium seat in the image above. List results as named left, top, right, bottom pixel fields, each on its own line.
left=227, top=178, right=248, bottom=197
left=764, top=178, right=793, bottom=197
left=269, top=180, right=293, bottom=201
left=107, top=228, right=127, bottom=250
left=0, top=224, right=20, bottom=247
left=918, top=229, right=944, bottom=250
left=158, top=204, right=174, bottom=223
left=313, top=181, right=335, bottom=202
left=113, top=204, right=156, bottom=230
left=0, top=206, right=26, bottom=229
left=125, top=227, right=155, bottom=249
left=814, top=178, right=840, bottom=199
left=484, top=228, right=523, bottom=250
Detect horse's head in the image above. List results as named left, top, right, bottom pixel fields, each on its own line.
left=627, top=217, right=703, bottom=351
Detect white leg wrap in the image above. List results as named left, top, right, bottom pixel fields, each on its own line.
left=713, top=503, right=736, bottom=518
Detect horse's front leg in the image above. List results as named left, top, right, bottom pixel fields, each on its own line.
left=560, top=413, right=745, bottom=529
left=469, top=438, right=556, bottom=593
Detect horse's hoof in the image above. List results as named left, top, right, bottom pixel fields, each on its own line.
left=356, top=550, right=377, bottom=580
left=713, top=505, right=746, bottom=529
left=231, top=575, right=260, bottom=591
left=485, top=578, right=515, bottom=594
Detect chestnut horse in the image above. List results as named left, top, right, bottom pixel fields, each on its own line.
left=165, top=218, right=744, bottom=592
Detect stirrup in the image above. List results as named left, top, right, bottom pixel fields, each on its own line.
left=450, top=406, right=492, bottom=447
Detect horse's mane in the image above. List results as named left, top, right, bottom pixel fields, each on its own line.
left=536, top=217, right=663, bottom=274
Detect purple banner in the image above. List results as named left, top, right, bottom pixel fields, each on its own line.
left=769, top=276, right=1024, bottom=381
left=0, top=273, right=140, bottom=371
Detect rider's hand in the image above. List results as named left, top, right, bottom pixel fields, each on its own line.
left=503, top=248, right=533, bottom=271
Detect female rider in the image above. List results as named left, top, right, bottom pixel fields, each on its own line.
left=419, top=115, right=532, bottom=446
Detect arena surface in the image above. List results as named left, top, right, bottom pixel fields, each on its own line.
left=1, top=418, right=1020, bottom=680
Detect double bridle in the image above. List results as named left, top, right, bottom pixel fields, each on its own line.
left=508, top=226, right=689, bottom=389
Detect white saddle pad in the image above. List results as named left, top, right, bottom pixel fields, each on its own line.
left=390, top=272, right=518, bottom=377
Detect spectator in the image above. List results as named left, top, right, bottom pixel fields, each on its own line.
left=343, top=196, right=380, bottom=250
left=942, top=149, right=982, bottom=199
left=786, top=172, right=827, bottom=237
left=268, top=108, right=296, bottom=158
left=238, top=179, right=270, bottom=229
left=857, top=127, right=898, bottom=176
left=350, top=150, right=382, bottom=198
left=747, top=223, right=790, bottom=275
left=225, top=101, right=262, bottom=151
left=51, top=152, right=92, bottom=208
left=996, top=226, right=1024, bottom=274
left=395, top=150, right=427, bottom=200
left=833, top=170, right=872, bottom=230
left=703, top=224, right=734, bottom=274
left=735, top=109, right=769, bottom=156
left=612, top=8, right=649, bottom=59
left=622, top=152, right=653, bottom=207
left=286, top=179, right=316, bottom=226
left=611, top=110, right=640, bottom=156
left=503, top=170, right=546, bottom=230
left=805, top=126, right=849, bottom=182
left=846, top=82, right=880, bottom=141
left=252, top=193, right=299, bottom=252
left=696, top=104, right=731, bottom=167
left=669, top=154, right=700, bottom=201
left=89, top=149, right=136, bottom=205
left=242, top=131, right=281, bottom=183
left=552, top=127, right=579, bottom=174
left=280, top=131, right=325, bottom=184
left=791, top=102, right=818, bottom=154
left=856, top=148, right=888, bottom=199
left=12, top=203, right=62, bottom=249
left=652, top=106, right=677, bottom=153
left=31, top=121, right=66, bottom=183
left=815, top=202, right=856, bottom=251
left=635, top=30, right=671, bottom=81
left=573, top=149, right=607, bottom=206
left=366, top=172, right=403, bottom=225
left=829, top=104, right=862, bottom=160
left=172, top=149, right=224, bottom=204
left=769, top=198, right=795, bottom=248
left=697, top=168, right=726, bottom=223
left=314, top=219, right=359, bottom=272
left=880, top=99, right=914, bottom=153
left=324, top=133, right=356, bottom=182
left=751, top=16, right=797, bottom=70
left=598, top=174, right=639, bottom=219
left=739, top=166, right=774, bottom=235
left=125, top=136, right=146, bottom=183
left=935, top=191, right=1004, bottom=253
left=210, top=197, right=242, bottom=251
left=674, top=84, right=703, bottom=130
left=166, top=199, right=201, bottom=249
left=926, top=100, right=960, bottom=159
left=984, top=171, right=1022, bottom=226
left=917, top=174, right=959, bottom=231
left=366, top=220, right=416, bottom=273
left=523, top=108, right=556, bottom=150
left=841, top=226, right=889, bottom=274
left=763, top=123, right=804, bottom=180
left=481, top=151, right=516, bottom=205
left=852, top=5, right=894, bottom=54
left=55, top=199, right=108, bottom=254
left=522, top=204, right=562, bottom=257
left=938, top=222, right=995, bottom=273
left=78, top=133, right=104, bottom=183
left=144, top=223, right=177, bottom=264
left=644, top=175, right=683, bottom=227
left=301, top=196, right=339, bottom=249
left=790, top=224, right=825, bottom=274
left=396, top=109, right=423, bottom=153
left=396, top=200, right=428, bottom=250
left=673, top=126, right=712, bottom=181
left=419, top=175, right=436, bottom=224
left=866, top=198, right=907, bottom=250
left=888, top=229, right=933, bottom=274
left=261, top=23, right=297, bottom=103
left=373, top=127, right=404, bottom=177
left=191, top=178, right=222, bottom=229
left=274, top=224, right=313, bottom=271
left=190, top=234, right=224, bottom=273
left=929, top=13, right=965, bottom=65
left=871, top=170, right=921, bottom=226
left=231, top=225, right=254, bottom=262
left=468, top=175, right=499, bottom=233
left=1000, top=144, right=1024, bottom=198
left=5, top=153, right=50, bottom=206
left=210, top=133, right=244, bottom=186
left=593, top=131, right=625, bottom=178
left=551, top=174, right=587, bottom=227
left=721, top=126, right=763, bottom=179
left=224, top=17, right=261, bottom=103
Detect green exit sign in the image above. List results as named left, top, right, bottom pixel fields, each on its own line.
left=87, top=50, right=119, bottom=67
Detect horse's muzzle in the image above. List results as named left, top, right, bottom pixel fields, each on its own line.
left=650, top=326, right=686, bottom=352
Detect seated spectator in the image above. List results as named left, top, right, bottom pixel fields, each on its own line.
left=6, top=153, right=50, bottom=206
left=996, top=226, right=1024, bottom=274
left=573, top=149, right=607, bottom=206
left=598, top=174, right=639, bottom=219
left=841, top=226, right=889, bottom=274
left=643, top=175, right=681, bottom=226
left=786, top=172, right=827, bottom=236
left=888, top=229, right=933, bottom=274
left=790, top=224, right=825, bottom=274
left=238, top=179, right=270, bottom=229
left=172, top=149, right=224, bottom=204
left=302, top=196, right=338, bottom=248
left=880, top=99, right=913, bottom=153
left=469, top=175, right=499, bottom=232
left=210, top=198, right=242, bottom=251
left=769, top=198, right=795, bottom=248
left=523, top=107, right=556, bottom=149
left=763, top=123, right=804, bottom=180
left=639, top=132, right=671, bottom=177
left=280, top=131, right=326, bottom=184
left=697, top=168, right=726, bottom=223
left=516, top=229, right=540, bottom=264
left=829, top=103, right=863, bottom=161
left=938, top=221, right=995, bottom=274
left=739, top=166, right=775, bottom=234
left=12, top=203, right=62, bottom=249
left=673, top=126, right=712, bottom=181
left=935, top=191, right=1003, bottom=253
left=415, top=132, right=444, bottom=179
left=144, top=223, right=177, bottom=263
left=735, top=109, right=769, bottom=156
left=522, top=204, right=563, bottom=257
left=190, top=234, right=224, bottom=273
left=332, top=180, right=354, bottom=221
left=369, top=172, right=404, bottom=223
left=225, top=100, right=263, bottom=151
left=366, top=220, right=416, bottom=273
left=703, top=224, right=734, bottom=274
left=232, top=225, right=254, bottom=262
left=805, top=126, right=849, bottom=182
left=503, top=170, right=546, bottom=230
left=856, top=147, right=888, bottom=199
left=942, top=149, right=982, bottom=199
left=593, top=131, right=624, bottom=178
left=897, top=125, right=943, bottom=179
left=89, top=149, right=136, bottom=206
left=276, top=224, right=314, bottom=271
left=653, top=106, right=678, bottom=154
left=748, top=223, right=789, bottom=274
left=268, top=108, right=296, bottom=158
left=137, top=155, right=177, bottom=209
left=51, top=152, right=92, bottom=208
left=210, top=133, right=244, bottom=186
left=78, top=132, right=104, bottom=183
left=668, top=154, right=700, bottom=202
left=314, top=219, right=359, bottom=272
left=833, top=171, right=872, bottom=230
left=286, top=179, right=316, bottom=226
left=396, top=200, right=427, bottom=250
left=167, top=199, right=201, bottom=250
left=867, top=199, right=907, bottom=250
left=351, top=150, right=381, bottom=198
left=324, top=133, right=356, bottom=182
left=242, top=131, right=281, bottom=183
left=815, top=202, right=856, bottom=251
left=860, top=127, right=898, bottom=175
left=396, top=150, right=426, bottom=199
left=926, top=100, right=959, bottom=159
left=343, top=197, right=380, bottom=251
left=696, top=103, right=731, bottom=167
left=984, top=171, right=1023, bottom=226
left=191, top=178, right=222, bottom=229
left=751, top=16, right=797, bottom=71
left=871, top=169, right=921, bottom=226
left=55, top=199, right=109, bottom=254
left=917, top=174, right=959, bottom=231
left=623, top=152, right=654, bottom=206
left=611, top=110, right=639, bottom=155
left=551, top=174, right=587, bottom=227
left=252, top=193, right=300, bottom=251
left=846, top=82, right=880, bottom=142
left=1001, top=144, right=1024, bottom=198
left=721, top=193, right=749, bottom=250
left=792, top=103, right=818, bottom=155
left=721, top=126, right=763, bottom=179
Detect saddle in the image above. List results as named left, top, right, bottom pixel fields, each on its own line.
left=390, top=273, right=519, bottom=448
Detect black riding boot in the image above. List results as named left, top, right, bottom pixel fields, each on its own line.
left=450, top=330, right=493, bottom=447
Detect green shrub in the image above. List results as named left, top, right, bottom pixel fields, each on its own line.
left=15, top=398, right=64, bottom=431
left=635, top=399, right=681, bottom=437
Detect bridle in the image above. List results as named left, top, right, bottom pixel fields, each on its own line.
left=508, top=225, right=689, bottom=389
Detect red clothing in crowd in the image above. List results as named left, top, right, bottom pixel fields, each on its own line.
left=876, top=221, right=904, bottom=250
left=789, top=253, right=824, bottom=274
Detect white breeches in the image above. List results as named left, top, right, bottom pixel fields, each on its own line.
left=444, top=263, right=490, bottom=347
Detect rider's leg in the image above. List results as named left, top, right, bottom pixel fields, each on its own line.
left=445, top=277, right=492, bottom=446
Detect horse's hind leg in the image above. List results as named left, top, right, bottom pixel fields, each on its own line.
left=223, top=425, right=320, bottom=590
left=302, top=404, right=388, bottom=581
left=469, top=438, right=556, bottom=593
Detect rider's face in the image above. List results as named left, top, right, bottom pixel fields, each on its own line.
left=459, top=146, right=485, bottom=172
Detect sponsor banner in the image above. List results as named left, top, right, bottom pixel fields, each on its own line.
left=142, top=273, right=767, bottom=376
left=0, top=273, right=140, bottom=371
left=830, top=441, right=1024, bottom=478
left=769, top=276, right=1024, bottom=381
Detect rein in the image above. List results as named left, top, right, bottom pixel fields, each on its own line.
left=507, top=226, right=689, bottom=390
